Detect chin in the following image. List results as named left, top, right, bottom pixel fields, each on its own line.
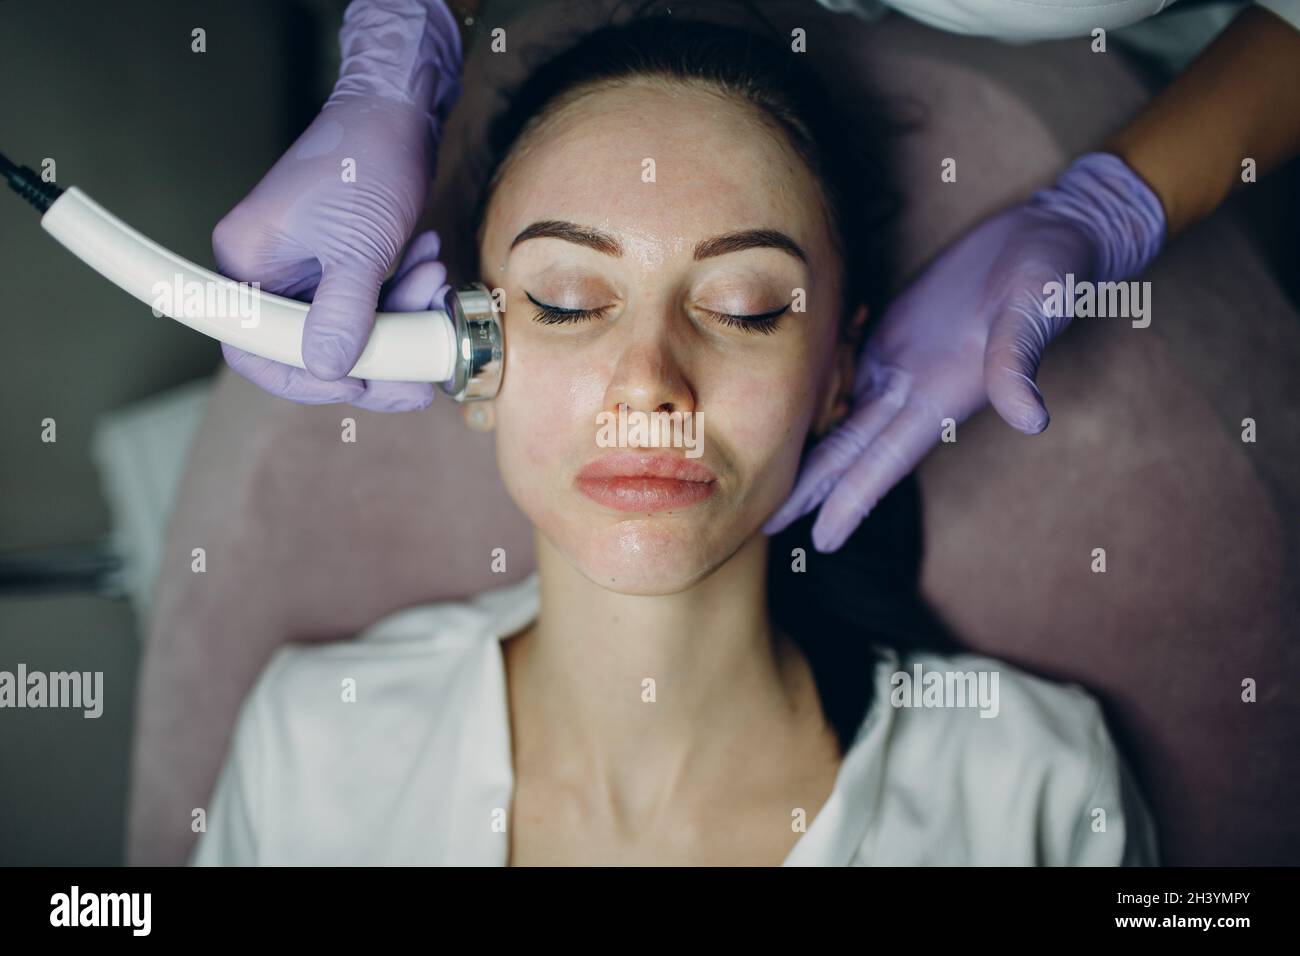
left=552, top=516, right=724, bottom=595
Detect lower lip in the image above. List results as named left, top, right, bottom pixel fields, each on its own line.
left=576, top=476, right=716, bottom=513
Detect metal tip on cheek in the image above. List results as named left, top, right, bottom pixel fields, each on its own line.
left=440, top=282, right=504, bottom=403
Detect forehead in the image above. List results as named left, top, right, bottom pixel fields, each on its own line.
left=481, top=79, right=831, bottom=264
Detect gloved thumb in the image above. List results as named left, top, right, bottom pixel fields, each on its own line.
left=301, top=261, right=387, bottom=381
left=983, top=305, right=1051, bottom=435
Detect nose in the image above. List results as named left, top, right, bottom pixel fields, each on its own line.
left=602, top=331, right=697, bottom=420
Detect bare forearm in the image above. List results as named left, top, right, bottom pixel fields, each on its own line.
left=1106, top=7, right=1300, bottom=237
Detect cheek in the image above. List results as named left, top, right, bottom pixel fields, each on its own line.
left=711, top=348, right=820, bottom=480
left=721, top=372, right=806, bottom=454
left=495, top=334, right=607, bottom=484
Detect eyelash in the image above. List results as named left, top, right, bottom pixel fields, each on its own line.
left=525, top=292, right=788, bottom=335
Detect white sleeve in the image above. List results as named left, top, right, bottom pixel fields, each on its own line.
left=1061, top=702, right=1160, bottom=866
left=1257, top=0, right=1300, bottom=32
left=187, top=671, right=268, bottom=866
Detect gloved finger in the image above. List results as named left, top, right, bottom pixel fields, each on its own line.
left=300, top=260, right=388, bottom=381
left=221, top=342, right=366, bottom=404
left=389, top=230, right=442, bottom=287
left=762, top=384, right=905, bottom=535
left=983, top=300, right=1052, bottom=435
left=350, top=379, right=436, bottom=413
left=809, top=401, right=946, bottom=552
left=355, top=236, right=449, bottom=413
left=211, top=210, right=322, bottom=300
left=380, top=259, right=448, bottom=312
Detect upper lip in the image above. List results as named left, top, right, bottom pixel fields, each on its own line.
left=576, top=452, right=717, bottom=483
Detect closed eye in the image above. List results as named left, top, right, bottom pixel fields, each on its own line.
left=702, top=304, right=788, bottom=335
left=525, top=292, right=789, bottom=335
left=526, top=292, right=610, bottom=325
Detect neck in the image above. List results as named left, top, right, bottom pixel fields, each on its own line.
left=503, top=530, right=817, bottom=822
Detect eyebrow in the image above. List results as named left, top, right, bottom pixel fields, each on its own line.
left=509, top=220, right=808, bottom=265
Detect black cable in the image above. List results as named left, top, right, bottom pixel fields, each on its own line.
left=0, top=150, right=65, bottom=213
left=0, top=540, right=125, bottom=598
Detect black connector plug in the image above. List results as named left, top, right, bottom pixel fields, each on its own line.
left=0, top=151, right=65, bottom=214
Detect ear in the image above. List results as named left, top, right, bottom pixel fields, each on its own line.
left=813, top=303, right=868, bottom=436
left=461, top=400, right=496, bottom=432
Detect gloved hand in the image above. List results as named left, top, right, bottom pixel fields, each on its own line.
left=378, top=229, right=454, bottom=334
left=214, top=0, right=464, bottom=412
left=764, top=152, right=1166, bottom=551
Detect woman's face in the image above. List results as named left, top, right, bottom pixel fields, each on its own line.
left=476, top=79, right=858, bottom=594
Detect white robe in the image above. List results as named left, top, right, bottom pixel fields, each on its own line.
left=190, top=572, right=1158, bottom=866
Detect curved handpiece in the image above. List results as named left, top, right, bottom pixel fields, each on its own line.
left=44, top=186, right=459, bottom=381
left=1, top=153, right=503, bottom=401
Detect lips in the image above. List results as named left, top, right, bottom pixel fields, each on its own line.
left=575, top=452, right=717, bottom=513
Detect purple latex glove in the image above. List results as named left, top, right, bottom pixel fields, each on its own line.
left=764, top=152, right=1166, bottom=551
left=379, top=229, right=454, bottom=333
left=214, top=0, right=464, bottom=413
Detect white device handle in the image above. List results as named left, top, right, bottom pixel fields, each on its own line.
left=39, top=187, right=457, bottom=383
